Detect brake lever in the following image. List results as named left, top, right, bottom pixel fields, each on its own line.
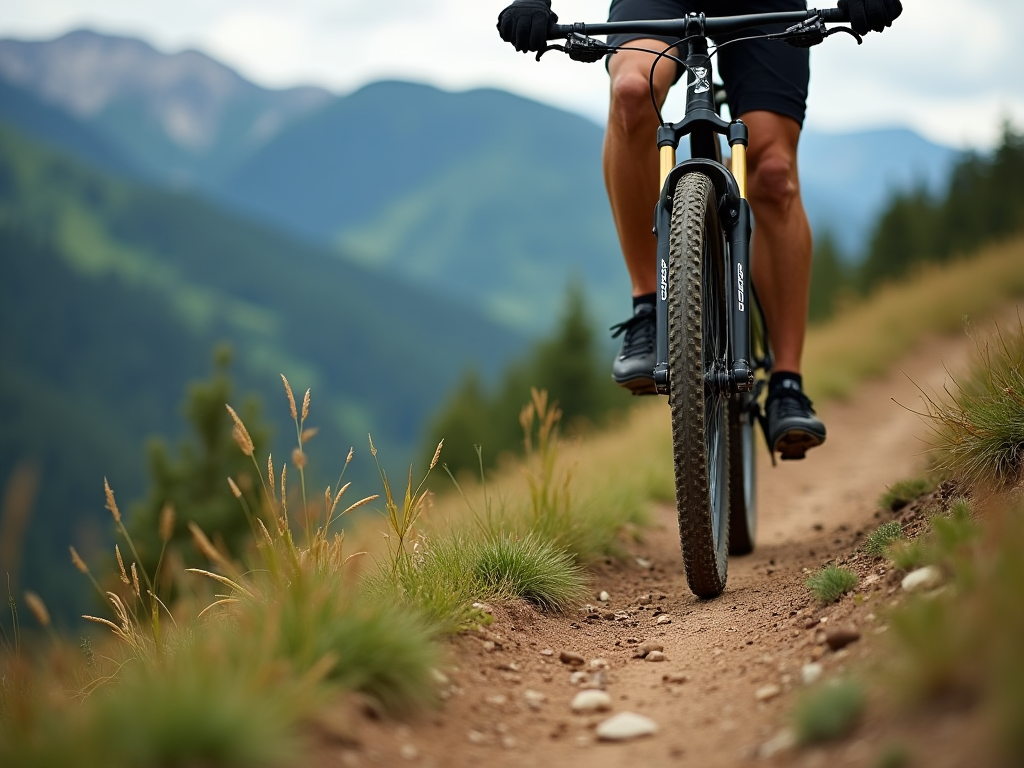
left=770, top=17, right=862, bottom=48
left=536, top=30, right=614, bottom=63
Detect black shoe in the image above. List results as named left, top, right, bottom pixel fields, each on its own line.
left=610, top=303, right=657, bottom=395
left=765, top=381, right=826, bottom=460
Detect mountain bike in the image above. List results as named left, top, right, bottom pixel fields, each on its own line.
left=539, top=7, right=860, bottom=597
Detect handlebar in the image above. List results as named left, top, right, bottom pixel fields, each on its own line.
left=547, top=6, right=849, bottom=41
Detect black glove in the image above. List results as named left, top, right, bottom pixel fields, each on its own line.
left=497, top=0, right=558, bottom=54
left=838, top=0, right=902, bottom=35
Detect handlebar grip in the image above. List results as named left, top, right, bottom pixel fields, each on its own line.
left=818, top=7, right=850, bottom=23
left=547, top=22, right=571, bottom=40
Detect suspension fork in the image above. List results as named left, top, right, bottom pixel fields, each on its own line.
left=653, top=119, right=754, bottom=395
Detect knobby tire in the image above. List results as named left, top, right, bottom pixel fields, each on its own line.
left=668, top=172, right=730, bottom=598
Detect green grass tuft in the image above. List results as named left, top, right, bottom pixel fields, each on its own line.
left=886, top=538, right=929, bottom=571
left=793, top=679, right=866, bottom=744
left=806, top=565, right=859, bottom=603
left=876, top=743, right=912, bottom=768
left=925, top=316, right=1024, bottom=488
left=879, top=477, right=935, bottom=512
left=864, top=521, right=905, bottom=557
left=473, top=533, right=587, bottom=611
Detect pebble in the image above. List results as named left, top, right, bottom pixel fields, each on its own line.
left=399, top=744, right=419, bottom=761
left=902, top=565, right=943, bottom=592
left=486, top=694, right=508, bottom=706
left=569, top=671, right=589, bottom=685
left=598, top=591, right=611, bottom=602
left=589, top=658, right=610, bottom=669
left=758, top=728, right=797, bottom=758
left=595, top=712, right=658, bottom=741
left=825, top=627, right=861, bottom=651
left=801, top=663, right=823, bottom=685
left=755, top=684, right=782, bottom=702
left=636, top=593, right=653, bottom=605
left=540, top=648, right=554, bottom=656
left=501, top=736, right=518, bottom=750
left=430, top=668, right=450, bottom=686
left=645, top=651, right=667, bottom=662
left=635, top=557, right=653, bottom=569
left=655, top=615, right=672, bottom=625
left=571, top=690, right=613, bottom=713
left=467, top=730, right=486, bottom=744
left=662, top=672, right=689, bottom=684
left=560, top=650, right=585, bottom=666
left=639, top=641, right=664, bottom=655
left=523, top=690, right=546, bottom=710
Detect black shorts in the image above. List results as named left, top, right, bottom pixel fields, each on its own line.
left=606, top=0, right=810, bottom=126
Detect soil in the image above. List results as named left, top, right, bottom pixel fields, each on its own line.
left=310, top=323, right=1000, bottom=768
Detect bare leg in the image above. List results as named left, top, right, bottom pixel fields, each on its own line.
left=604, top=42, right=679, bottom=298
left=741, top=110, right=812, bottom=376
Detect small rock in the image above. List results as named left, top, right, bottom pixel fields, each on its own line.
left=801, top=663, right=823, bottom=685
left=481, top=640, right=496, bottom=652
left=523, top=690, right=546, bottom=710
left=501, top=736, right=518, bottom=750
left=645, top=651, right=667, bottom=662
left=755, top=684, right=782, bottom=702
left=662, top=672, right=689, bottom=684
left=758, top=728, right=797, bottom=758
left=804, top=618, right=820, bottom=630
left=639, top=641, right=664, bottom=655
left=399, top=743, right=419, bottom=761
left=595, top=712, right=658, bottom=741
left=655, top=615, right=672, bottom=625
left=636, top=594, right=653, bottom=605
left=635, top=557, right=653, bottom=569
left=902, top=565, right=943, bottom=592
left=569, top=671, right=589, bottom=685
left=560, top=650, right=586, bottom=666
left=486, top=694, right=508, bottom=706
left=472, top=602, right=494, bottom=615
left=589, top=658, right=610, bottom=669
left=825, top=627, right=861, bottom=651
left=863, top=573, right=880, bottom=586
left=571, top=690, right=613, bottom=713
left=540, top=648, right=554, bottom=656
left=430, top=668, right=450, bottom=686
left=582, top=670, right=608, bottom=690
left=467, top=730, right=487, bottom=744
left=598, top=591, right=611, bottom=602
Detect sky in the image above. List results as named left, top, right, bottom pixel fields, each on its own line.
left=2, top=0, right=1022, bottom=149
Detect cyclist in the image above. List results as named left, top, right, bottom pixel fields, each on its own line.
left=497, top=0, right=901, bottom=460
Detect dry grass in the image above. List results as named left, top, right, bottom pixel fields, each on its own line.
left=804, top=238, right=1024, bottom=402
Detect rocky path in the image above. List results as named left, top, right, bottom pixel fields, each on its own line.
left=314, top=324, right=985, bottom=768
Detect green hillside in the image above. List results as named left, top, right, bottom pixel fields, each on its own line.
left=219, top=81, right=627, bottom=335
left=0, top=123, right=525, bottom=620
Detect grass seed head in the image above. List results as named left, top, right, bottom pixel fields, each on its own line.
left=131, top=563, right=141, bottom=597
left=292, top=448, right=307, bottom=469
left=115, top=544, right=130, bottom=584
left=70, top=545, right=89, bottom=574
left=189, top=521, right=227, bottom=567
left=268, top=454, right=276, bottom=499
left=281, top=374, right=298, bottom=420
left=159, top=503, right=176, bottom=542
left=225, top=404, right=255, bottom=456
left=430, top=440, right=444, bottom=470
left=300, top=427, right=319, bottom=443
left=24, top=591, right=50, bottom=627
left=227, top=477, right=243, bottom=499
left=301, top=389, right=311, bottom=422
left=104, top=477, right=121, bottom=522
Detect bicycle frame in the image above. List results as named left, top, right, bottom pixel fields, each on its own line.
left=650, top=17, right=753, bottom=399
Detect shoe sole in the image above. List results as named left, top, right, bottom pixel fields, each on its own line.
left=772, top=429, right=825, bottom=461
left=612, top=373, right=658, bottom=396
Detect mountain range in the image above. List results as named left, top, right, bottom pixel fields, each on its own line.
left=0, top=30, right=960, bottom=333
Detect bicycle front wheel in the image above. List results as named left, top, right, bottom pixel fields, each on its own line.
left=668, top=172, right=730, bottom=598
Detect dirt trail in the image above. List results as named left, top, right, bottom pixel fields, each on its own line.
left=316, top=324, right=988, bottom=768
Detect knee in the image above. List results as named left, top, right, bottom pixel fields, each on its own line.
left=748, top=152, right=800, bottom=212
left=609, top=72, right=659, bottom=137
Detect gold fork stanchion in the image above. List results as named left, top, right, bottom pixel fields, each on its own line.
left=660, top=144, right=676, bottom=190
